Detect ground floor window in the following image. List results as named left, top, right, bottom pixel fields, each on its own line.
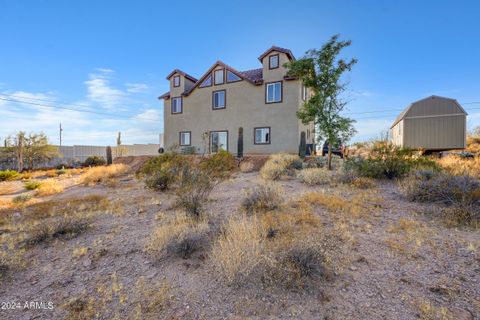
left=210, top=131, right=228, bottom=153
left=179, top=131, right=191, bottom=146
left=254, top=127, right=270, bottom=144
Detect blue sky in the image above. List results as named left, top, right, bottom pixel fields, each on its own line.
left=1, top=0, right=479, bottom=145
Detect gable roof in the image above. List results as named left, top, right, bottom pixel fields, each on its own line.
left=258, top=46, right=295, bottom=62
left=390, top=95, right=467, bottom=128
left=165, top=69, right=198, bottom=82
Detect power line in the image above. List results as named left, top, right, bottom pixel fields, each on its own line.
left=0, top=93, right=95, bottom=109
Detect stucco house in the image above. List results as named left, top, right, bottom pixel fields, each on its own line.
left=158, top=46, right=314, bottom=155
left=390, top=95, right=467, bottom=150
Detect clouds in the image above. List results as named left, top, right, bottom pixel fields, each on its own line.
left=126, top=83, right=149, bottom=93
left=84, top=68, right=127, bottom=110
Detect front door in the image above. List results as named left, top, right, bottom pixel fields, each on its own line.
left=210, top=131, right=228, bottom=153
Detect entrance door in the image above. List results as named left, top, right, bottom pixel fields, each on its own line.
left=210, top=131, right=228, bottom=153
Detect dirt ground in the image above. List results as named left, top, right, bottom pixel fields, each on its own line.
left=0, top=168, right=478, bottom=320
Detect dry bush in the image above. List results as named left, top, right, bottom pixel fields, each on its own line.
left=349, top=177, right=376, bottom=189
left=12, top=194, right=32, bottom=204
left=200, top=149, right=236, bottom=179
left=239, top=161, right=255, bottom=173
left=81, top=164, right=128, bottom=185
left=35, top=179, right=64, bottom=196
left=437, top=155, right=480, bottom=178
left=24, top=180, right=42, bottom=190
left=297, top=168, right=335, bottom=186
left=416, top=299, right=451, bottom=320
left=24, top=215, right=90, bottom=247
left=174, top=166, right=215, bottom=217
left=241, top=183, right=283, bottom=213
left=400, top=171, right=480, bottom=227
left=145, top=212, right=209, bottom=260
left=260, top=153, right=303, bottom=180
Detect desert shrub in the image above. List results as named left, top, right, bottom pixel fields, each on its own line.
left=400, top=171, right=480, bottom=226
left=81, top=164, right=128, bottom=185
left=437, top=155, right=480, bottom=178
left=241, top=183, right=283, bottom=213
left=35, top=179, right=64, bottom=196
left=24, top=180, right=42, bottom=190
left=303, top=157, right=327, bottom=169
left=297, top=168, right=335, bottom=186
left=83, top=155, right=106, bottom=167
left=260, top=153, right=303, bottom=180
left=0, top=170, right=19, bottom=181
left=56, top=168, right=66, bottom=175
left=12, top=194, right=32, bottom=204
left=239, top=161, right=255, bottom=173
left=24, top=216, right=90, bottom=247
left=349, top=177, right=376, bottom=189
left=139, top=152, right=188, bottom=191
left=174, top=165, right=214, bottom=217
left=145, top=212, right=209, bottom=260
left=200, top=150, right=236, bottom=179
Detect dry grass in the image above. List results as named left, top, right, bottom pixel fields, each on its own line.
left=417, top=299, right=451, bottom=320
left=297, top=168, right=335, bottom=186
left=241, top=183, right=283, bottom=213
left=81, top=164, right=128, bottom=185
left=260, top=153, right=302, bottom=180
left=24, top=215, right=90, bottom=247
left=35, top=179, right=64, bottom=196
left=239, top=161, right=255, bottom=173
left=145, top=211, right=209, bottom=260
left=349, top=177, right=376, bottom=189
left=0, top=184, right=17, bottom=196
left=437, top=155, right=480, bottom=178
left=386, top=217, right=435, bottom=257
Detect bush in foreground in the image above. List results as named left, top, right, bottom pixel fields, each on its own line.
left=24, top=216, right=90, bottom=247
left=437, top=155, right=480, bottom=178
left=0, top=170, right=19, bottom=181
left=260, top=154, right=303, bottom=180
left=81, top=164, right=128, bottom=186
left=35, top=179, right=64, bottom=196
left=24, top=180, right=42, bottom=190
left=297, top=168, right=335, bottom=186
left=139, top=152, right=188, bottom=191
left=241, top=183, right=283, bottom=213
left=200, top=150, right=236, bottom=180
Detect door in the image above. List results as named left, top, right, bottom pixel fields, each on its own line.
left=210, top=131, right=228, bottom=153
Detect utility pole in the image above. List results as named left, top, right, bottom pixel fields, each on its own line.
left=59, top=123, right=63, bottom=147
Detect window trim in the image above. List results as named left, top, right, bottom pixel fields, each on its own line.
left=254, top=127, right=271, bottom=145
left=171, top=96, right=183, bottom=114
left=269, top=54, right=279, bottom=69
left=226, top=70, right=242, bottom=83
left=265, top=81, right=283, bottom=104
left=199, top=74, right=212, bottom=88
left=214, top=68, right=225, bottom=85
left=212, top=90, right=226, bottom=110
left=209, top=130, right=229, bottom=153
left=179, top=131, right=191, bottom=146
left=173, top=75, right=180, bottom=87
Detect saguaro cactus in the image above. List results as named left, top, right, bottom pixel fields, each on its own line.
left=237, top=127, right=244, bottom=158
left=299, top=131, right=306, bottom=159
left=106, top=146, right=113, bottom=165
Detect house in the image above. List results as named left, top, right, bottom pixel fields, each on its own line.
left=390, top=96, right=467, bottom=150
left=158, top=46, right=315, bottom=155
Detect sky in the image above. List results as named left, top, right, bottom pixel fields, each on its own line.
left=0, top=0, right=479, bottom=146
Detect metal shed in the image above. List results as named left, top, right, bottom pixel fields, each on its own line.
left=390, top=96, right=467, bottom=150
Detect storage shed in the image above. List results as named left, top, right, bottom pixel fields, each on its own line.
left=390, top=96, right=467, bottom=150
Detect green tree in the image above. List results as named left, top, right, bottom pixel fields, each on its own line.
left=285, top=35, right=357, bottom=170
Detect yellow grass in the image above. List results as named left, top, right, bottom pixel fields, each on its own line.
left=0, top=184, right=18, bottom=196
left=81, top=164, right=128, bottom=185
left=260, top=153, right=302, bottom=180
left=35, top=179, right=64, bottom=196
left=437, top=155, right=480, bottom=178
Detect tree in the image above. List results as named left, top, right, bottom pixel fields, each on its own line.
left=285, top=35, right=357, bottom=170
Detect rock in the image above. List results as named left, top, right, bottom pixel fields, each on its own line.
left=349, top=265, right=357, bottom=271
left=449, top=307, right=474, bottom=320
left=82, top=258, right=92, bottom=267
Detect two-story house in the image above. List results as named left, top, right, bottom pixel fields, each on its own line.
left=158, top=46, right=314, bottom=155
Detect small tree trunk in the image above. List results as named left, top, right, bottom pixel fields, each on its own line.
left=299, top=131, right=306, bottom=159
left=327, top=141, right=333, bottom=170
left=237, top=127, right=244, bottom=158
left=106, top=146, right=113, bottom=165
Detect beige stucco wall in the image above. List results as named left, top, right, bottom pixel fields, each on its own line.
left=163, top=51, right=314, bottom=154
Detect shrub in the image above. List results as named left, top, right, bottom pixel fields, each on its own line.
left=24, top=216, right=90, bottom=247
left=24, top=180, right=42, bottom=190
left=145, top=212, right=209, bottom=260
left=35, top=179, right=64, bottom=196
left=174, top=166, right=214, bottom=217
left=83, top=155, right=106, bottom=167
left=81, top=164, right=128, bottom=185
left=260, top=154, right=303, bottom=180
left=12, top=194, right=32, bottom=204
left=0, top=170, right=19, bottom=181
left=139, top=152, right=188, bottom=191
left=241, top=183, right=283, bottom=213
left=437, top=155, right=480, bottom=178
left=349, top=177, right=376, bottom=189
left=400, top=171, right=480, bottom=226
left=200, top=150, right=236, bottom=180
left=297, top=168, right=335, bottom=186
left=239, top=161, right=254, bottom=173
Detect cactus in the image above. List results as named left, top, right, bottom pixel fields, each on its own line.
left=106, top=146, right=113, bottom=165
left=299, top=131, right=306, bottom=159
left=237, top=127, right=244, bottom=158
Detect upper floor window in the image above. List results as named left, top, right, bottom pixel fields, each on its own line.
left=200, top=74, right=212, bottom=87
left=171, top=97, right=182, bottom=114
left=269, top=54, right=279, bottom=69
left=254, top=127, right=270, bottom=144
left=265, top=81, right=282, bottom=103
left=173, top=75, right=180, bottom=87
left=212, top=90, right=226, bottom=109
left=302, top=84, right=307, bottom=101
left=214, top=69, right=224, bottom=85
left=179, top=131, right=191, bottom=146
left=226, top=70, right=241, bottom=82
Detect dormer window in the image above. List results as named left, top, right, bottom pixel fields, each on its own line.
left=173, top=75, right=180, bottom=87
left=200, top=74, right=212, bottom=87
left=226, top=70, right=241, bottom=82
left=269, top=54, right=279, bottom=69
left=214, top=69, right=224, bottom=85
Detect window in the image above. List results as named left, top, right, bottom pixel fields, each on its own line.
left=254, top=127, right=270, bottom=144
left=173, top=75, right=180, bottom=87
left=212, top=90, right=226, bottom=109
left=179, top=131, right=191, bottom=146
left=214, top=69, right=224, bottom=85
left=226, top=70, right=241, bottom=82
left=269, top=54, right=279, bottom=69
left=200, top=74, right=212, bottom=87
left=302, top=84, right=307, bottom=101
left=171, top=97, right=182, bottom=114
left=210, top=131, right=228, bottom=153
left=265, top=81, right=282, bottom=103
